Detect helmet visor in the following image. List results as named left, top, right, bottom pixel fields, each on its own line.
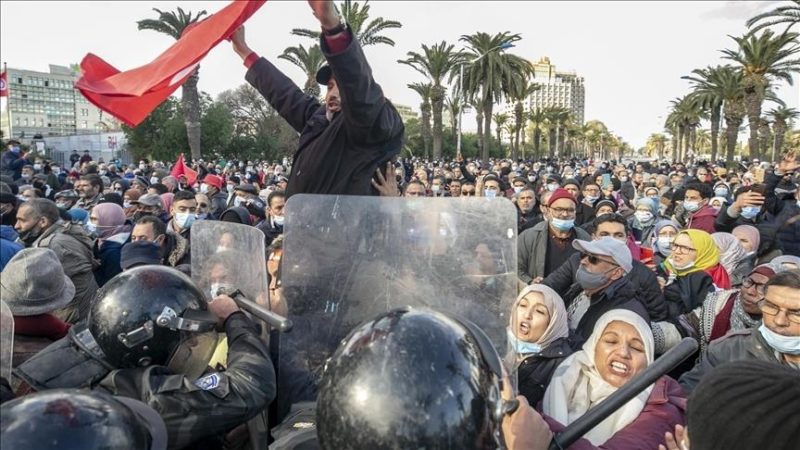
left=166, top=331, right=219, bottom=380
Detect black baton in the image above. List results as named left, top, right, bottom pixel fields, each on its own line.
left=217, top=287, right=294, bottom=332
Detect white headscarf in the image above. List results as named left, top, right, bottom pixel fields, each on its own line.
left=509, top=284, right=569, bottom=353
left=712, top=232, right=747, bottom=276
left=542, top=309, right=654, bottom=445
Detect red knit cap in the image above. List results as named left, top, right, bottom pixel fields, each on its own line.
left=203, top=174, right=223, bottom=190
left=547, top=188, right=577, bottom=207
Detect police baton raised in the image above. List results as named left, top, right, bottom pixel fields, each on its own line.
left=216, top=287, right=293, bottom=332
left=549, top=337, right=698, bottom=450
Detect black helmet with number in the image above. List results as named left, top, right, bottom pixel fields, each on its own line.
left=0, top=389, right=167, bottom=450
left=80, top=266, right=218, bottom=378
left=316, top=307, right=507, bottom=450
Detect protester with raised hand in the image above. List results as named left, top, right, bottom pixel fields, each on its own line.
left=230, top=0, right=403, bottom=197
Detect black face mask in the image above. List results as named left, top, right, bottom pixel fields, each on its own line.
left=19, top=226, right=43, bottom=246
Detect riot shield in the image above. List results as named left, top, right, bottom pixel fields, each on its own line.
left=280, top=195, right=518, bottom=396
left=191, top=220, right=270, bottom=309
left=1, top=300, right=13, bottom=381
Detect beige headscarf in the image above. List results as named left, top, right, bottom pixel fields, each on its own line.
left=542, top=309, right=654, bottom=445
left=509, top=284, right=569, bottom=353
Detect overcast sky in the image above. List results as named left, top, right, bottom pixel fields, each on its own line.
left=2, top=0, right=799, bottom=148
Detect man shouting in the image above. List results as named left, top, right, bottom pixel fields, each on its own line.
left=231, top=0, right=404, bottom=197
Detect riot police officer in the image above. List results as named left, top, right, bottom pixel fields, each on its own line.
left=1, top=389, right=167, bottom=450
left=13, top=266, right=276, bottom=449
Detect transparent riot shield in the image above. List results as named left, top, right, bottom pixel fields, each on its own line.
left=280, top=195, right=518, bottom=397
left=1, top=300, right=13, bottom=381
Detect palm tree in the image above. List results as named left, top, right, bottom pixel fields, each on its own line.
left=668, top=96, right=704, bottom=161
left=399, top=42, right=464, bottom=159
left=444, top=94, right=460, bottom=140
left=647, top=133, right=668, bottom=159
left=553, top=108, right=571, bottom=157
left=528, top=108, right=546, bottom=158
left=137, top=7, right=207, bottom=160
left=722, top=29, right=800, bottom=159
left=278, top=44, right=326, bottom=98
left=695, top=129, right=712, bottom=156
left=506, top=75, right=540, bottom=160
left=291, top=0, right=401, bottom=47
left=408, top=82, right=433, bottom=158
left=767, top=105, right=800, bottom=155
left=683, top=66, right=729, bottom=162
left=747, top=0, right=800, bottom=34
left=493, top=112, right=510, bottom=151
left=460, top=31, right=532, bottom=160
left=543, top=107, right=559, bottom=158
left=711, top=66, right=748, bottom=165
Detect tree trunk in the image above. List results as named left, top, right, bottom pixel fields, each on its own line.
left=430, top=84, right=445, bottom=160
left=758, top=120, right=772, bottom=161
left=476, top=109, right=484, bottom=158
left=725, top=118, right=742, bottom=166
left=182, top=69, right=202, bottom=160
left=677, top=128, right=684, bottom=162
left=420, top=101, right=432, bottom=159
left=671, top=133, right=678, bottom=162
left=513, top=103, right=524, bottom=161
left=533, top=129, right=541, bottom=158
left=743, top=80, right=763, bottom=159
left=548, top=126, right=556, bottom=158
left=482, top=102, right=493, bottom=161
left=520, top=124, right=527, bottom=159
left=774, top=120, right=787, bottom=157
left=710, top=105, right=721, bottom=162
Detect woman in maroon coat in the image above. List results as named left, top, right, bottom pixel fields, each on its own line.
left=539, top=309, right=687, bottom=449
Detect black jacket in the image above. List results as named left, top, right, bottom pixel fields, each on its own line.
left=660, top=270, right=714, bottom=319
left=245, top=32, right=404, bottom=197
left=543, top=253, right=668, bottom=322
left=516, top=337, right=574, bottom=406
left=565, top=277, right=651, bottom=343
left=256, top=217, right=284, bottom=247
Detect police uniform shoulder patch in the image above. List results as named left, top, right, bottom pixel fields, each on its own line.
left=194, top=373, right=222, bottom=391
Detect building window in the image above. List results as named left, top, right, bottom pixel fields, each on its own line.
left=81, top=121, right=88, bottom=128
left=23, top=118, right=28, bottom=126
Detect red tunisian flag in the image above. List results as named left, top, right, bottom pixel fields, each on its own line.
left=75, top=0, right=266, bottom=127
left=0, top=71, right=8, bottom=97
left=171, top=153, right=198, bottom=186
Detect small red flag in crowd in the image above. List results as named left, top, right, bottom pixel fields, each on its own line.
left=0, top=71, right=8, bottom=97
left=75, top=0, right=266, bottom=127
left=171, top=153, right=198, bottom=186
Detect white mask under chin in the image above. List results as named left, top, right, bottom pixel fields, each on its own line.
left=326, top=110, right=334, bottom=121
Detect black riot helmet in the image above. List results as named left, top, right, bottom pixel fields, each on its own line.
left=81, top=266, right=218, bottom=378
left=317, top=307, right=506, bottom=450
left=0, top=389, right=167, bottom=450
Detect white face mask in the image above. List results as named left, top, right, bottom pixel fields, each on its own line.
left=200, top=184, right=209, bottom=194
left=657, top=236, right=673, bottom=251
left=635, top=211, right=654, bottom=223
left=273, top=215, right=285, bottom=226
left=150, top=176, right=159, bottom=185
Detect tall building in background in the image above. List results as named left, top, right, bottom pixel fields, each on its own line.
left=528, top=57, right=585, bottom=125
left=0, top=64, right=120, bottom=141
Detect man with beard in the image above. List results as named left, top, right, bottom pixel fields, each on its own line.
left=13, top=198, right=98, bottom=324
left=230, top=0, right=404, bottom=197
left=73, top=174, right=104, bottom=211
left=516, top=187, right=541, bottom=233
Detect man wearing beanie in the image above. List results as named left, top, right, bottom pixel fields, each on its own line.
left=684, top=360, right=800, bottom=450
left=680, top=270, right=800, bottom=392
left=518, top=188, right=589, bottom=285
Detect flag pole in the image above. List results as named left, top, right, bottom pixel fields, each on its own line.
left=3, top=62, right=11, bottom=140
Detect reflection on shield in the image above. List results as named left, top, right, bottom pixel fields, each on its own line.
left=280, top=195, right=518, bottom=390
left=1, top=300, right=13, bottom=381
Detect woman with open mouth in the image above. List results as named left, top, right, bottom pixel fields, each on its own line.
left=540, top=309, right=686, bottom=449
left=506, top=284, right=574, bottom=407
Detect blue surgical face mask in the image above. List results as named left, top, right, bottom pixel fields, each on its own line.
left=506, top=328, right=542, bottom=355
left=657, top=236, right=673, bottom=254
left=714, top=187, right=729, bottom=197
left=584, top=195, right=600, bottom=203
left=550, top=217, right=574, bottom=231
left=546, top=183, right=559, bottom=192
left=174, top=212, right=196, bottom=230
left=484, top=189, right=497, bottom=198
left=741, top=206, right=760, bottom=219
left=84, top=221, right=97, bottom=235
left=759, top=324, right=800, bottom=355
left=576, top=265, right=611, bottom=290
left=683, top=200, right=701, bottom=212
left=10, top=146, right=20, bottom=154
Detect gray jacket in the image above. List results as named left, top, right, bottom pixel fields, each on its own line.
left=679, top=329, right=798, bottom=393
left=517, top=220, right=590, bottom=285
left=33, top=221, right=99, bottom=324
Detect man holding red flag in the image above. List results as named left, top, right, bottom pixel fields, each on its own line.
left=231, top=0, right=404, bottom=197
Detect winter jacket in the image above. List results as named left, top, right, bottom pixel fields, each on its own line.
left=660, top=270, right=714, bottom=319
left=32, top=221, right=99, bottom=324
left=93, top=232, right=131, bottom=287
left=245, top=31, right=404, bottom=197
left=543, top=253, right=668, bottom=322
left=209, top=191, right=228, bottom=220
left=773, top=201, right=800, bottom=257
left=685, top=204, right=717, bottom=233
left=545, top=376, right=687, bottom=450
left=679, top=329, right=798, bottom=393
left=518, top=221, right=590, bottom=285
left=575, top=201, right=597, bottom=227
left=256, top=216, right=284, bottom=247
left=0, top=150, right=30, bottom=180
left=0, top=225, right=23, bottom=271
left=565, top=277, right=651, bottom=344
left=516, top=338, right=574, bottom=407
left=715, top=205, right=784, bottom=260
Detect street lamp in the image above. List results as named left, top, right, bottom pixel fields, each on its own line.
left=456, top=42, right=514, bottom=158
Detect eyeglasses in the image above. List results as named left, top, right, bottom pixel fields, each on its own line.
left=671, top=243, right=696, bottom=254
left=742, top=278, right=767, bottom=294
left=550, top=207, right=576, bottom=217
left=581, top=253, right=619, bottom=267
left=197, top=203, right=208, bottom=208
left=759, top=300, right=800, bottom=324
